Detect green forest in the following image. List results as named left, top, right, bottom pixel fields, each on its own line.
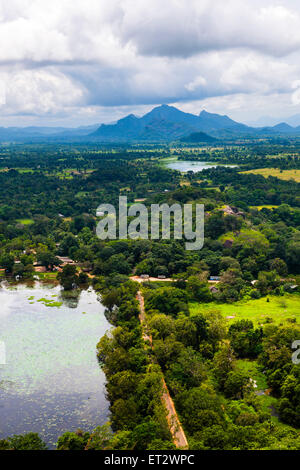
left=0, top=142, right=299, bottom=450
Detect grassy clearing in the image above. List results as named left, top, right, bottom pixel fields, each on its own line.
left=236, top=359, right=267, bottom=390
left=75, top=191, right=89, bottom=198
left=241, top=168, right=300, bottom=183
left=0, top=167, right=94, bottom=179
left=250, top=205, right=279, bottom=210
left=236, top=362, right=297, bottom=430
left=0, top=168, right=34, bottom=174
left=158, top=156, right=178, bottom=165
left=218, top=228, right=268, bottom=246
left=36, top=272, right=58, bottom=280
left=190, top=294, right=300, bottom=326
left=16, top=218, right=34, bottom=225
left=206, top=186, right=221, bottom=192
left=254, top=393, right=297, bottom=431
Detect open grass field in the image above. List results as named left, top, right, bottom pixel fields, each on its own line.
left=49, top=168, right=94, bottom=179
left=0, top=168, right=34, bottom=173
left=250, top=205, right=279, bottom=210
left=36, top=272, right=58, bottom=280
left=190, top=294, right=300, bottom=326
left=241, top=168, right=300, bottom=182
left=0, top=167, right=94, bottom=179
left=16, top=218, right=34, bottom=225
left=236, top=361, right=296, bottom=430
left=236, top=359, right=267, bottom=390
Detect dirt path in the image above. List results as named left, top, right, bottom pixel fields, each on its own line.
left=136, top=290, right=189, bottom=449
left=137, top=291, right=153, bottom=344
left=131, top=276, right=219, bottom=284
left=132, top=276, right=173, bottom=283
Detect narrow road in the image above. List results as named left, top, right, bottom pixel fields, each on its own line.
left=136, top=290, right=189, bottom=449
left=132, top=276, right=174, bottom=283
left=132, top=275, right=219, bottom=284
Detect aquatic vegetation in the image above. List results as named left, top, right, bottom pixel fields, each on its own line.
left=37, top=297, right=63, bottom=308
left=1, top=284, right=109, bottom=448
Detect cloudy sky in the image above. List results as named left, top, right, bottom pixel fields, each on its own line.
left=1, top=0, right=300, bottom=126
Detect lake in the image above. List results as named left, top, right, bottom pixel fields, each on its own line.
left=165, top=160, right=236, bottom=173
left=0, top=282, right=110, bottom=449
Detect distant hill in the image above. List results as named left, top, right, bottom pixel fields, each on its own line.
left=1, top=105, right=300, bottom=143
left=260, top=122, right=300, bottom=135
left=180, top=131, right=217, bottom=143
left=197, top=110, right=247, bottom=132
left=248, top=113, right=300, bottom=128
left=272, top=122, right=294, bottom=132
left=91, top=104, right=250, bottom=142
left=0, top=124, right=99, bottom=142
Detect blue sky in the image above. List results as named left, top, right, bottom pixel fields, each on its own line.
left=1, top=0, right=300, bottom=126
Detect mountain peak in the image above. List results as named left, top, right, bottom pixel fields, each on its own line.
left=273, top=122, right=293, bottom=130
left=92, top=104, right=251, bottom=141
left=145, top=104, right=180, bottom=115
left=118, top=113, right=138, bottom=121
left=199, top=109, right=228, bottom=118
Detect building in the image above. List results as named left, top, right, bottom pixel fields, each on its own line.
left=56, top=256, right=76, bottom=266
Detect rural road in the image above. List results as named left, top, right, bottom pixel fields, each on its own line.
left=136, top=290, right=189, bottom=449
left=131, top=275, right=219, bottom=284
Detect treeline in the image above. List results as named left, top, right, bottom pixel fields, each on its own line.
left=0, top=160, right=179, bottom=221
left=198, top=166, right=300, bottom=208
left=95, top=278, right=175, bottom=450
left=0, top=144, right=169, bottom=171
left=142, top=284, right=300, bottom=449
left=177, top=144, right=300, bottom=170
left=0, top=144, right=299, bottom=451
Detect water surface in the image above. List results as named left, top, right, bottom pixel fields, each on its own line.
left=166, top=160, right=236, bottom=173
left=0, top=282, right=110, bottom=448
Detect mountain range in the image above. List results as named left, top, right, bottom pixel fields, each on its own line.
left=2, top=105, right=300, bottom=142
left=247, top=113, right=300, bottom=128
left=90, top=105, right=249, bottom=142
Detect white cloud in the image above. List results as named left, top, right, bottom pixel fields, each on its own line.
left=185, top=76, right=207, bottom=92
left=291, top=80, right=300, bottom=105
left=0, top=0, right=299, bottom=124
left=0, top=68, right=84, bottom=115
left=119, top=0, right=300, bottom=58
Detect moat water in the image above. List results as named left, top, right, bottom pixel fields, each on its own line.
left=166, top=160, right=236, bottom=172
left=0, top=282, right=110, bottom=448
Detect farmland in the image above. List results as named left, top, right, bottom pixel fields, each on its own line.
left=0, top=141, right=299, bottom=451
left=190, top=294, right=300, bottom=326
left=241, top=168, right=300, bottom=182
